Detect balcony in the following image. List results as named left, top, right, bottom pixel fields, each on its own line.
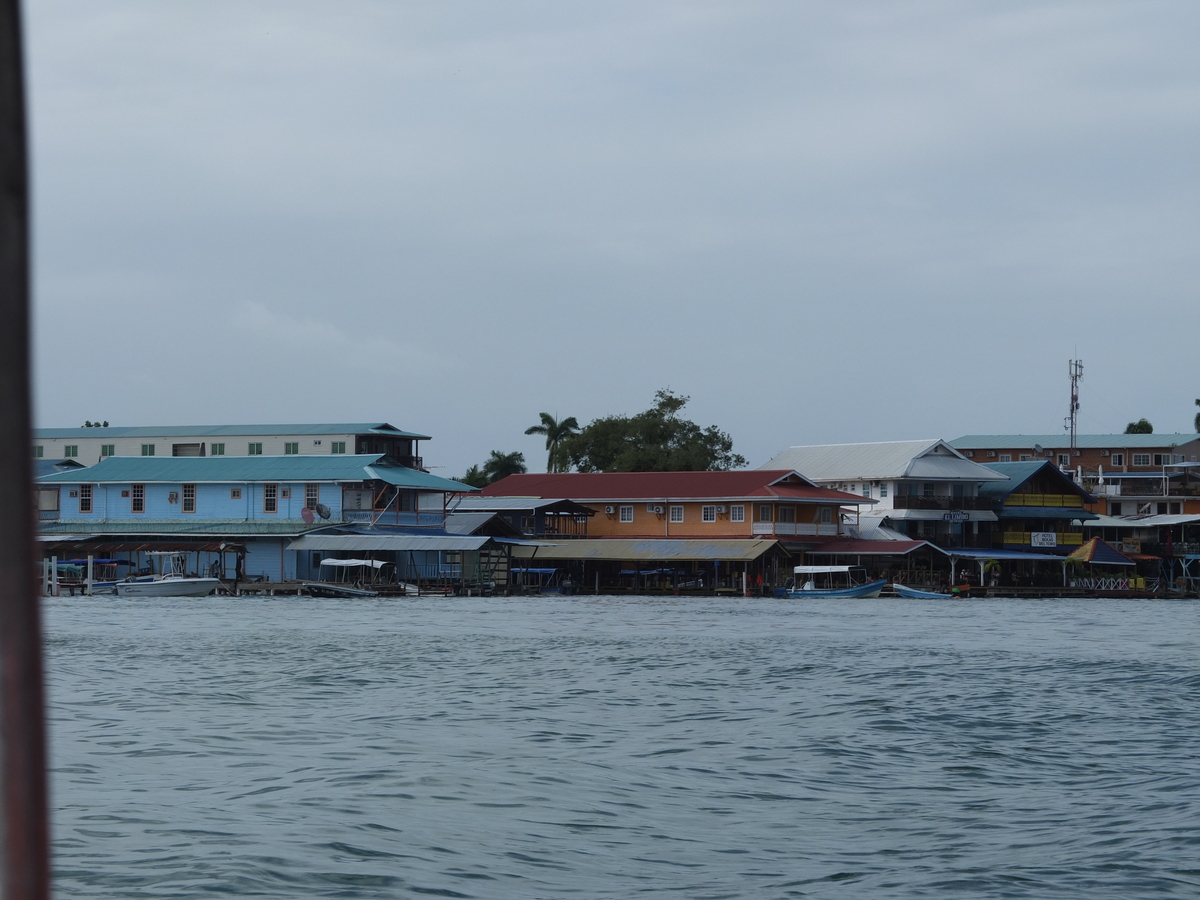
left=892, top=495, right=993, bottom=511
left=341, top=510, right=445, bottom=527
left=1001, top=493, right=1085, bottom=508
left=996, top=531, right=1084, bottom=547
left=751, top=522, right=839, bottom=537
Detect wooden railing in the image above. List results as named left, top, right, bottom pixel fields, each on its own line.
left=1003, top=494, right=1084, bottom=508
left=999, top=531, right=1084, bottom=546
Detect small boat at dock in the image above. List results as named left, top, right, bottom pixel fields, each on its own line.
left=892, top=583, right=952, bottom=599
left=776, top=566, right=887, bottom=599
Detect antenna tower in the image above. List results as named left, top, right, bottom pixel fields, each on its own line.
left=1067, top=359, right=1083, bottom=453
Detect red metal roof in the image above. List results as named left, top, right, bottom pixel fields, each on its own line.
left=482, top=471, right=871, bottom=504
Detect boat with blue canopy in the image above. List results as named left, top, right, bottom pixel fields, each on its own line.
left=776, top=565, right=887, bottom=599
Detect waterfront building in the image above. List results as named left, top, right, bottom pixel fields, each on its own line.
left=972, top=460, right=1098, bottom=553
left=32, top=422, right=427, bottom=468
left=36, top=454, right=474, bottom=583
left=759, top=440, right=1008, bottom=550
left=950, top=434, right=1200, bottom=517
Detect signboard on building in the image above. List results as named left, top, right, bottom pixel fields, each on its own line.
left=943, top=510, right=969, bottom=522
left=1030, top=532, right=1058, bottom=548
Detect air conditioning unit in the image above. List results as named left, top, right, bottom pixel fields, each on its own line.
left=1101, top=449, right=1109, bottom=456
left=604, top=505, right=615, bottom=514
left=715, top=505, right=727, bottom=514
left=1073, top=449, right=1081, bottom=456
left=986, top=451, right=996, bottom=457
left=963, top=450, right=974, bottom=457
left=653, top=505, right=665, bottom=514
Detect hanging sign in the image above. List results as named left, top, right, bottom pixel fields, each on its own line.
left=1030, top=532, right=1058, bottom=548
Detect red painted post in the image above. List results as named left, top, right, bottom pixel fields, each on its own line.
left=0, top=0, right=50, bottom=896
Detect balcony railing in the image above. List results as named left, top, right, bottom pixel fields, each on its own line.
left=892, top=496, right=993, bottom=510
left=997, top=532, right=1084, bottom=547
left=751, top=522, right=839, bottom=536
left=341, top=510, right=445, bottom=527
left=1002, top=493, right=1085, bottom=508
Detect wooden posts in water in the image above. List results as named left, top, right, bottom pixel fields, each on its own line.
left=0, top=0, right=50, bottom=894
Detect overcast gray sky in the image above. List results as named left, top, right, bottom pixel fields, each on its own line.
left=26, top=1, right=1200, bottom=475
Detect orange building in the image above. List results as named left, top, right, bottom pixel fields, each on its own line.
left=480, top=470, right=873, bottom=543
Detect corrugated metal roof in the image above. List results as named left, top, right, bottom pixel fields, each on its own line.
left=38, top=520, right=327, bottom=536
left=1066, top=538, right=1135, bottom=566
left=482, top=471, right=870, bottom=504
left=289, top=534, right=492, bottom=552
left=452, top=497, right=595, bottom=513
left=36, top=454, right=473, bottom=493
left=808, top=539, right=943, bottom=557
left=762, top=440, right=1007, bottom=482
left=997, top=507, right=1098, bottom=521
left=34, top=459, right=86, bottom=477
left=34, top=422, right=432, bottom=440
left=876, top=509, right=998, bottom=522
left=952, top=434, right=1200, bottom=450
left=511, top=538, right=779, bottom=562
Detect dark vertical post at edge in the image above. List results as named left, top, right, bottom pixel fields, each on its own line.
left=0, top=0, right=49, bottom=897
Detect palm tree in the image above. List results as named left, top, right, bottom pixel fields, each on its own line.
left=524, top=412, right=580, bottom=473
left=482, top=450, right=526, bottom=484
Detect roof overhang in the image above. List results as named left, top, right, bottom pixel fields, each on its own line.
left=880, top=509, right=998, bottom=522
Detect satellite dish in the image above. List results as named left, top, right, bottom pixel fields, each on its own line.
left=315, top=503, right=332, bottom=520
left=1033, top=444, right=1044, bottom=454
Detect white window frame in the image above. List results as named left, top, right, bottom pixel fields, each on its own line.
left=998, top=454, right=1012, bottom=463
left=730, top=504, right=745, bottom=523
left=669, top=505, right=684, bottom=523
left=248, top=442, right=263, bottom=456
left=182, top=483, right=196, bottom=513
left=1132, top=454, right=1150, bottom=467
left=331, top=441, right=347, bottom=455
left=131, top=483, right=145, bottom=514
left=701, top=505, right=716, bottom=523
left=284, top=442, right=299, bottom=455
left=619, top=505, right=633, bottom=523
left=820, top=506, right=832, bottom=524
left=306, top=484, right=320, bottom=509
left=141, top=444, right=155, bottom=456
left=263, top=484, right=278, bottom=514
left=211, top=443, right=225, bottom=456
left=63, top=445, right=78, bottom=458
left=757, top=504, right=772, bottom=523
left=1110, top=453, right=1124, bottom=466
left=1058, top=454, right=1070, bottom=467
left=78, top=484, right=92, bottom=514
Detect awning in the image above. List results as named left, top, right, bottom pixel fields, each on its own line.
left=998, top=507, right=1097, bottom=521
left=808, top=539, right=946, bottom=557
left=1066, top=538, right=1135, bottom=566
left=511, top=539, right=778, bottom=563
left=880, top=509, right=998, bottom=522
left=941, top=548, right=1060, bottom=561
left=289, top=534, right=493, bottom=552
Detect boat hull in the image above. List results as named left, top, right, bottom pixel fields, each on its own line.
left=893, top=584, right=951, bottom=599
left=779, top=579, right=888, bottom=599
left=115, top=577, right=220, bottom=598
left=302, top=583, right=380, bottom=598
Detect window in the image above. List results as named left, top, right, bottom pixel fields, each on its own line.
left=1110, top=503, right=1122, bottom=516
left=100, top=444, right=115, bottom=457
left=280, top=487, right=291, bottom=499
left=777, top=505, right=795, bottom=523
left=248, top=443, right=263, bottom=456
left=230, top=488, right=242, bottom=500
left=619, top=505, right=633, bottom=523
left=862, top=484, right=871, bottom=498
left=131, top=484, right=145, bottom=513
left=284, top=442, right=299, bottom=455
left=264, top=484, right=278, bottom=513
left=1169, top=502, right=1181, bottom=515
left=1058, top=454, right=1070, bottom=467
left=1019, top=455, right=1032, bottom=462
left=33, top=445, right=43, bottom=457
left=730, top=504, right=745, bottom=523
left=1132, top=454, right=1150, bottom=467
left=141, top=444, right=155, bottom=456
left=998, top=454, right=1012, bottom=463
left=702, top=505, right=717, bottom=523
left=306, top=484, right=320, bottom=509
left=64, top=445, right=78, bottom=458
left=1157, top=502, right=1168, bottom=515
left=182, top=484, right=196, bottom=513
left=757, top=504, right=772, bottom=522
left=79, top=484, right=92, bottom=513
left=1110, top=453, right=1123, bottom=466
left=669, top=505, right=684, bottom=523
left=880, top=484, right=888, bottom=498
left=211, top=443, right=225, bottom=456
left=922, top=483, right=934, bottom=497
left=331, top=442, right=346, bottom=454
left=820, top=506, right=832, bottom=524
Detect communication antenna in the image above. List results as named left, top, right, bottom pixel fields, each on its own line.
left=1066, top=359, right=1083, bottom=454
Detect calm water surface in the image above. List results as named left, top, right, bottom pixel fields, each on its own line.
left=45, top=595, right=1200, bottom=899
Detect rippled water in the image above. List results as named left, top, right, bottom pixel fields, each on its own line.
left=44, top=595, right=1199, bottom=899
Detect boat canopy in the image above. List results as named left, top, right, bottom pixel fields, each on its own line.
left=794, top=565, right=859, bottom=574
left=320, top=558, right=389, bottom=569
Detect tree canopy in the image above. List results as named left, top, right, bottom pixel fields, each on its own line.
left=458, top=450, right=527, bottom=488
left=1194, top=399, right=1199, bottom=433
left=559, top=389, right=747, bottom=473
left=1124, top=418, right=1154, bottom=434
left=524, top=412, right=580, bottom=473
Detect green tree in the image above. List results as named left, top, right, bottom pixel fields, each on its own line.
left=1194, top=399, right=1199, bottom=433
left=1125, top=418, right=1154, bottom=434
left=524, top=412, right=580, bottom=473
left=560, top=389, right=747, bottom=473
left=458, top=464, right=487, bottom=488
left=482, top=450, right=527, bottom=484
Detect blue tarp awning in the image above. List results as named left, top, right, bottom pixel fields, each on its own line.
left=942, top=548, right=1060, bottom=561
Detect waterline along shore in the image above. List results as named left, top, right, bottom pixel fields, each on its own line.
left=33, top=421, right=1200, bottom=600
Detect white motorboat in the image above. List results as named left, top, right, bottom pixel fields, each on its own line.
left=775, top=565, right=887, bottom=599
left=115, top=552, right=220, bottom=598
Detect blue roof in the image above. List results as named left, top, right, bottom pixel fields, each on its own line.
left=976, top=460, right=1095, bottom=503
left=953, top=433, right=1200, bottom=450
left=997, top=507, right=1098, bottom=521
left=36, top=454, right=476, bottom=493
left=33, top=422, right=431, bottom=440
left=34, top=459, right=87, bottom=477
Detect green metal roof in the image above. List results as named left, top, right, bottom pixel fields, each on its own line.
left=952, top=433, right=1200, bottom=450
left=38, top=520, right=332, bottom=536
left=36, top=454, right=476, bottom=493
left=33, top=422, right=432, bottom=440
left=976, top=461, right=1094, bottom=503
